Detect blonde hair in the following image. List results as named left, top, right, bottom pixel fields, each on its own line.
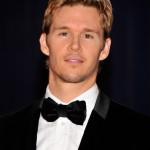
left=42, top=0, right=113, bottom=39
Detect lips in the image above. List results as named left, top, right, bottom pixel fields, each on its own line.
left=64, top=55, right=84, bottom=63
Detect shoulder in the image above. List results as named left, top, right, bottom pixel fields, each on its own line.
left=109, top=100, right=150, bottom=121
left=105, top=95, right=150, bottom=133
left=98, top=91, right=150, bottom=119
left=0, top=100, right=41, bottom=149
left=0, top=100, right=41, bottom=123
left=110, top=100, right=150, bottom=148
left=94, top=91, right=150, bottom=122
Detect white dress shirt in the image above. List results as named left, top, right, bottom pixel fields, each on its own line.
left=36, top=84, right=99, bottom=150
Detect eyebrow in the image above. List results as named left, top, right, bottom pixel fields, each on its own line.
left=52, top=26, right=69, bottom=31
left=52, top=26, right=101, bottom=35
left=83, top=28, right=100, bottom=34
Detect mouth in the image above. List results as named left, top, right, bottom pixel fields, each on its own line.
left=64, top=55, right=84, bottom=64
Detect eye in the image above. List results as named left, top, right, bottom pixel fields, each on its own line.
left=58, top=32, right=68, bottom=37
left=84, top=33, right=94, bottom=39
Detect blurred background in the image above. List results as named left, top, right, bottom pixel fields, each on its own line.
left=0, top=0, right=150, bottom=116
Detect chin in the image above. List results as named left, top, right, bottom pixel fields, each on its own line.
left=59, top=74, right=86, bottom=83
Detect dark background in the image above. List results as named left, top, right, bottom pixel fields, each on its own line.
left=0, top=0, right=150, bottom=116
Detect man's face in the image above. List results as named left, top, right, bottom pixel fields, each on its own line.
left=40, top=5, right=111, bottom=85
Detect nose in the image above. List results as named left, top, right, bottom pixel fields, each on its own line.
left=70, top=34, right=81, bottom=51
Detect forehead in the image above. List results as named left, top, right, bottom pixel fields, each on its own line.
left=51, top=5, right=102, bottom=30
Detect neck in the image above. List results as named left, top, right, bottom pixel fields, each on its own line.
left=48, top=76, right=96, bottom=103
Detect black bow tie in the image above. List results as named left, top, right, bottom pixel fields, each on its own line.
left=41, top=98, right=86, bottom=125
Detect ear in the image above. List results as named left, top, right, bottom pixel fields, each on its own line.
left=39, top=33, right=49, bottom=56
left=99, top=38, right=111, bottom=61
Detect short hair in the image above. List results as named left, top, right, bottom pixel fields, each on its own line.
left=42, top=0, right=113, bottom=39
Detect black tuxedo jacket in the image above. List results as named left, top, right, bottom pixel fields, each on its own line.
left=0, top=92, right=150, bottom=150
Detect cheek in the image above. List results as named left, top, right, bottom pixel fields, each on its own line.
left=85, top=50, right=101, bottom=67
left=48, top=41, right=68, bottom=58
left=49, top=50, right=59, bottom=63
left=94, top=34, right=104, bottom=49
left=82, top=40, right=103, bottom=54
left=50, top=35, right=69, bottom=48
left=48, top=47, right=64, bottom=68
left=48, top=38, right=62, bottom=57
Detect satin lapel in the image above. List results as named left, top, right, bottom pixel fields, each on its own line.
left=78, top=92, right=111, bottom=150
left=94, top=91, right=111, bottom=119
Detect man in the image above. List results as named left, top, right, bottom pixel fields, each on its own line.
left=0, top=0, right=150, bottom=150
